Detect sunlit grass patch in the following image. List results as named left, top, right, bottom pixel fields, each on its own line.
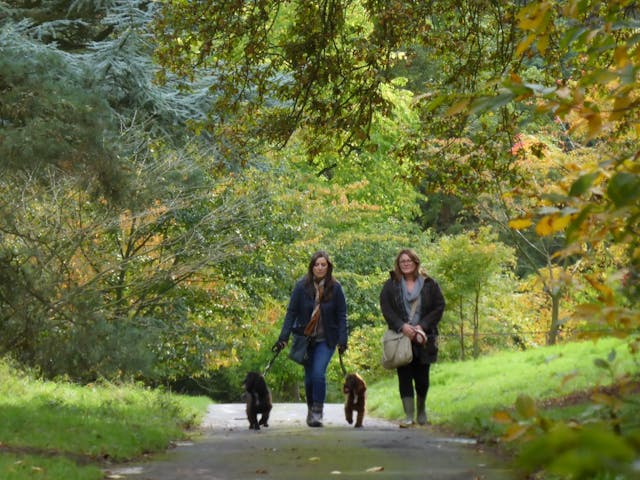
left=0, top=453, right=103, bottom=480
left=0, top=381, right=195, bottom=460
left=368, top=337, right=637, bottom=435
left=0, top=360, right=211, bottom=479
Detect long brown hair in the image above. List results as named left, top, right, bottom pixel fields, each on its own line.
left=305, top=250, right=335, bottom=298
left=392, top=248, right=422, bottom=281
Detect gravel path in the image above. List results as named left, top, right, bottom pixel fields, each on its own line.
left=106, top=403, right=515, bottom=479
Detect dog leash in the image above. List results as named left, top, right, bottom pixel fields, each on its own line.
left=262, top=349, right=281, bottom=377
left=338, top=350, right=347, bottom=377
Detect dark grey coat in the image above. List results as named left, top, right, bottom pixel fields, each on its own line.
left=379, top=272, right=445, bottom=364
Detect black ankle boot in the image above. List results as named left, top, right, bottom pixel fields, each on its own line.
left=309, top=403, right=323, bottom=427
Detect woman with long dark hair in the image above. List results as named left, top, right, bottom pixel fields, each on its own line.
left=273, top=250, right=349, bottom=427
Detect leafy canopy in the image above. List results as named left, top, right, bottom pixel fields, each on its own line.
left=153, top=0, right=434, bottom=160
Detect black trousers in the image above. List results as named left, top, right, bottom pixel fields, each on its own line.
left=397, top=356, right=431, bottom=398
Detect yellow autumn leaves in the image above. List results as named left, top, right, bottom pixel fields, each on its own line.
left=509, top=213, right=573, bottom=237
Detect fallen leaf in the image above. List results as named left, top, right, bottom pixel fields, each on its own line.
left=365, top=466, right=384, bottom=472
left=503, top=423, right=529, bottom=442
left=308, top=456, right=320, bottom=462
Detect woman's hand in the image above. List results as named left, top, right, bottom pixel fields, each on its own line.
left=401, top=323, right=416, bottom=340
left=272, top=340, right=287, bottom=353
left=413, top=325, right=426, bottom=346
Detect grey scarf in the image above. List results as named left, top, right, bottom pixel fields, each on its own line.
left=402, top=276, right=424, bottom=325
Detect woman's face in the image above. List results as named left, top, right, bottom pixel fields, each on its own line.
left=313, top=256, right=329, bottom=280
left=398, top=254, right=416, bottom=277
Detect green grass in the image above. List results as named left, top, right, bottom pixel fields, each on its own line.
left=367, top=337, right=638, bottom=436
left=1, top=338, right=637, bottom=480
left=0, top=454, right=103, bottom=480
left=0, top=361, right=211, bottom=480
left=368, top=337, right=640, bottom=478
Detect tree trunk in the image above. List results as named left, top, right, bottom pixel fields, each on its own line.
left=459, top=299, right=465, bottom=360
left=547, top=292, right=561, bottom=345
left=473, top=289, right=480, bottom=359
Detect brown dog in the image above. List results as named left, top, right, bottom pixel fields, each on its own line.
left=343, top=373, right=366, bottom=428
left=242, top=371, right=272, bottom=430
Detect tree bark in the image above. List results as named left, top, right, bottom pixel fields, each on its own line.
left=473, top=289, right=480, bottom=359
left=459, top=299, right=465, bottom=360
left=547, top=292, right=561, bottom=345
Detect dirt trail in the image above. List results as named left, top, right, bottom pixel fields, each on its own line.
left=106, top=403, right=515, bottom=479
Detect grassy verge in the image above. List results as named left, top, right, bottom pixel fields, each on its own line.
left=367, top=337, right=639, bottom=477
left=368, top=336, right=638, bottom=435
left=0, top=360, right=211, bottom=480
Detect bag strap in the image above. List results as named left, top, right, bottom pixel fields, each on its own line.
left=391, top=299, right=419, bottom=334
left=408, top=298, right=419, bottom=321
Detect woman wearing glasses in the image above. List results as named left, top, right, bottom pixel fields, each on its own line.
left=380, top=248, right=445, bottom=427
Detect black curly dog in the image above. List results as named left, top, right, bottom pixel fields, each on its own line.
left=243, top=371, right=272, bottom=430
left=343, top=373, right=366, bottom=428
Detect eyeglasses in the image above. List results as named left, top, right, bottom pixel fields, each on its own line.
left=399, top=259, right=414, bottom=264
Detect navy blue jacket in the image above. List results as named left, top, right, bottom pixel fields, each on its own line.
left=278, top=277, right=348, bottom=348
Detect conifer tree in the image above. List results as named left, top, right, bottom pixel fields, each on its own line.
left=0, top=0, right=213, bottom=195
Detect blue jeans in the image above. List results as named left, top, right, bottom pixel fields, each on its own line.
left=303, top=340, right=335, bottom=406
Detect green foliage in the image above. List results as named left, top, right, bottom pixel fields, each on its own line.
left=518, top=423, right=637, bottom=480
left=396, top=2, right=531, bottom=197
left=468, top=2, right=640, bottom=474
left=153, top=0, right=435, bottom=158
left=0, top=0, right=219, bottom=194
left=490, top=0, right=640, bottom=308
left=0, top=30, right=124, bottom=196
left=0, top=145, right=269, bottom=382
left=506, top=353, right=640, bottom=479
left=431, top=228, right=518, bottom=358
left=322, top=81, right=423, bottom=221
left=434, top=227, right=515, bottom=299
